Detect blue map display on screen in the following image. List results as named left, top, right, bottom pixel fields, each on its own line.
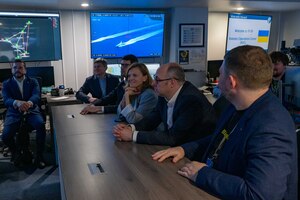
left=90, top=12, right=165, bottom=58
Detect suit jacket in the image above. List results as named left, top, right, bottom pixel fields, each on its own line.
left=182, top=90, right=297, bottom=200
left=2, top=76, right=42, bottom=125
left=76, top=73, right=120, bottom=103
left=93, top=81, right=125, bottom=113
left=117, top=87, right=158, bottom=124
left=134, top=81, right=217, bottom=146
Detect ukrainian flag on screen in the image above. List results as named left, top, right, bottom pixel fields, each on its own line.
left=257, top=30, right=269, bottom=43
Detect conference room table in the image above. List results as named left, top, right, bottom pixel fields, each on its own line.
left=52, top=104, right=218, bottom=200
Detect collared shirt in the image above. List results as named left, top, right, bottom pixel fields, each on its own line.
left=95, top=74, right=107, bottom=97
left=132, top=85, right=183, bottom=142
left=166, top=85, right=183, bottom=129
left=13, top=76, right=25, bottom=97
left=13, top=76, right=30, bottom=108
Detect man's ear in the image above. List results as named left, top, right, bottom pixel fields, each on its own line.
left=228, top=74, right=237, bottom=89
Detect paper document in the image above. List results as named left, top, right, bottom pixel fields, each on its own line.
left=50, top=96, right=69, bottom=100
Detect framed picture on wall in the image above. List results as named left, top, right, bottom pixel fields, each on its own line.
left=179, top=23, right=205, bottom=47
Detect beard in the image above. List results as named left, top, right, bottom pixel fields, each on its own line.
left=14, top=71, right=25, bottom=79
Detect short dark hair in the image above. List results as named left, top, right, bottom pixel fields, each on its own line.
left=13, top=59, right=26, bottom=68
left=224, top=45, right=273, bottom=89
left=94, top=58, right=107, bottom=68
left=121, top=54, right=138, bottom=64
left=269, top=51, right=289, bottom=66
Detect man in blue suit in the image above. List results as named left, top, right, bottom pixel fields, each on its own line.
left=2, top=59, right=46, bottom=168
left=80, top=54, right=138, bottom=114
left=76, top=58, right=120, bottom=103
left=113, top=63, right=217, bottom=146
left=152, top=46, right=297, bottom=199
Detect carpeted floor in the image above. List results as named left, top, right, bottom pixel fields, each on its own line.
left=0, top=124, right=61, bottom=200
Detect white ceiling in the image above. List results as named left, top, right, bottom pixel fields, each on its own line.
left=0, top=0, right=300, bottom=12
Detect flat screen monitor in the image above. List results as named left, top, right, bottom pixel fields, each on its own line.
left=0, top=12, right=62, bottom=63
left=207, top=60, right=223, bottom=79
left=226, top=13, right=272, bottom=52
left=90, top=12, right=165, bottom=58
left=284, top=67, right=300, bottom=110
left=107, top=64, right=121, bottom=76
left=0, top=68, right=11, bottom=82
left=26, top=66, right=55, bottom=87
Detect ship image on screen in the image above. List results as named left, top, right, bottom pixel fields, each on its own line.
left=90, top=12, right=165, bottom=58
left=226, top=13, right=272, bottom=52
left=0, top=12, right=62, bottom=63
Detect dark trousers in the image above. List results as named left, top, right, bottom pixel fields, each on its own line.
left=2, top=113, right=46, bottom=157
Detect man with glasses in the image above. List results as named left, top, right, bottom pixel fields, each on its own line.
left=2, top=59, right=46, bottom=168
left=80, top=54, right=138, bottom=114
left=112, top=62, right=217, bottom=146
left=152, top=46, right=297, bottom=199
left=76, top=58, right=120, bottom=104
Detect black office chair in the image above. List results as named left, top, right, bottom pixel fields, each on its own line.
left=14, top=76, right=45, bottom=166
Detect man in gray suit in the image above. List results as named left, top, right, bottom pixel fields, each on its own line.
left=113, top=63, right=217, bottom=146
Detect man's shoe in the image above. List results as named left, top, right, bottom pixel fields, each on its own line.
left=12, top=152, right=23, bottom=167
left=34, top=156, right=46, bottom=169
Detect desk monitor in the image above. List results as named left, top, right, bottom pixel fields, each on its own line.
left=107, top=64, right=121, bottom=76
left=207, top=60, right=222, bottom=79
left=145, top=63, right=160, bottom=78
left=26, top=66, right=55, bottom=87
left=0, top=68, right=12, bottom=82
left=284, top=66, right=300, bottom=109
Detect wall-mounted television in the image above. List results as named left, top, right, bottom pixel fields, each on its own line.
left=0, top=12, right=62, bottom=63
left=226, top=13, right=272, bottom=52
left=90, top=12, right=165, bottom=58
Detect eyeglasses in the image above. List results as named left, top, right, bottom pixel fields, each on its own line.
left=120, top=63, right=130, bottom=67
left=153, top=74, right=173, bottom=82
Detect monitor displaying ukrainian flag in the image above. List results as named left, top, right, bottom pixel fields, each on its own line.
left=226, top=13, right=272, bottom=52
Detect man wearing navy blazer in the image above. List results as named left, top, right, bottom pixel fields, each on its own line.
left=2, top=59, right=46, bottom=168
left=152, top=46, right=297, bottom=199
left=113, top=63, right=217, bottom=146
left=76, top=58, right=120, bottom=104
left=80, top=54, right=138, bottom=114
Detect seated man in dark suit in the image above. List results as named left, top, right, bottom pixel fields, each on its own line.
left=113, top=63, right=217, bottom=146
left=76, top=58, right=120, bottom=103
left=152, top=46, right=297, bottom=199
left=80, top=54, right=138, bottom=114
left=2, top=59, right=46, bottom=168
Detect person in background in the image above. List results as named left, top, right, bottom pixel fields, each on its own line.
left=269, top=51, right=289, bottom=98
left=152, top=46, right=297, bottom=200
left=80, top=54, right=138, bottom=114
left=2, top=59, right=46, bottom=169
left=76, top=58, right=120, bottom=104
left=116, top=63, right=157, bottom=124
left=112, top=62, right=217, bottom=146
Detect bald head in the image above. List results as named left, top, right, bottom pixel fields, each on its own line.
left=153, top=62, right=185, bottom=100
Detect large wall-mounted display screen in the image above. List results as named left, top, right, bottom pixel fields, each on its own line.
left=0, top=12, right=62, bottom=63
left=226, top=13, right=272, bottom=52
left=90, top=12, right=165, bottom=58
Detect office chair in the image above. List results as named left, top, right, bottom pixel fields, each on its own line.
left=14, top=76, right=45, bottom=165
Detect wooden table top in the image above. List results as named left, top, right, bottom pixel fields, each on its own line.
left=52, top=104, right=218, bottom=200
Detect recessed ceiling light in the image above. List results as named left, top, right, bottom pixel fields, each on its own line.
left=81, top=3, right=89, bottom=7
left=236, top=7, right=244, bottom=11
